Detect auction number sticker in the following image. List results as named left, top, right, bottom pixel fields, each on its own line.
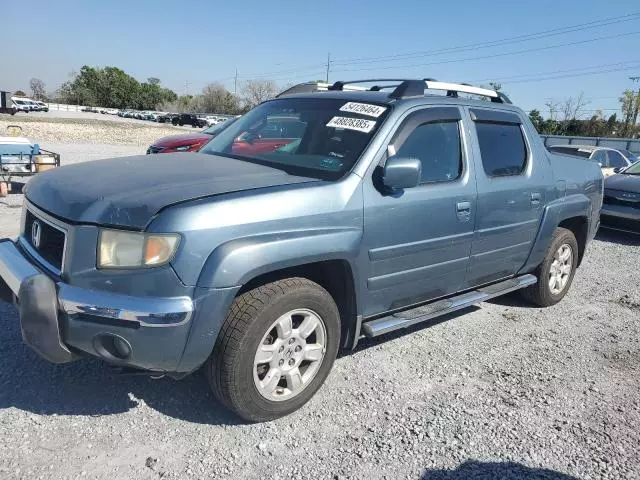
left=339, top=102, right=387, bottom=118
left=326, top=116, right=376, bottom=133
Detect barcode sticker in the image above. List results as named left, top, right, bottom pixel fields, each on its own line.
left=339, top=102, right=387, bottom=118
left=326, top=116, right=376, bottom=133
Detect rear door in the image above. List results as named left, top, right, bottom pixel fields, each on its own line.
left=464, top=108, right=551, bottom=287
left=360, top=106, right=477, bottom=316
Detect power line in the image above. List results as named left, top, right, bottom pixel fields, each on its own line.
left=330, top=31, right=640, bottom=74
left=331, top=11, right=640, bottom=66
left=228, top=12, right=640, bottom=80
left=469, top=61, right=640, bottom=85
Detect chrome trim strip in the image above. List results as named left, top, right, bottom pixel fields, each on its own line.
left=0, top=241, right=41, bottom=296
left=21, top=201, right=68, bottom=276
left=58, top=284, right=194, bottom=327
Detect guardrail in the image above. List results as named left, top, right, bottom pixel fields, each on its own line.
left=44, top=103, right=89, bottom=111
left=540, top=135, right=640, bottom=155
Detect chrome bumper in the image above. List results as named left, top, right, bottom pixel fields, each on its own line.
left=0, top=239, right=195, bottom=366
left=0, top=240, right=194, bottom=327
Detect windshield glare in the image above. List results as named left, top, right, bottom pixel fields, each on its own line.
left=202, top=117, right=237, bottom=135
left=199, top=98, right=389, bottom=180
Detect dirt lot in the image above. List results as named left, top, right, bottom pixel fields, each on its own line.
left=0, top=114, right=190, bottom=147
left=0, top=123, right=639, bottom=479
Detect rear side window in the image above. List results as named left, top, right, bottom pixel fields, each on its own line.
left=476, top=122, right=527, bottom=177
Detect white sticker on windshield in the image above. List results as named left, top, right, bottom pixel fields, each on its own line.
left=339, top=102, right=387, bottom=118
left=326, top=116, right=376, bottom=133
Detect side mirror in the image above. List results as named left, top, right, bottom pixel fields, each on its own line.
left=382, top=156, right=422, bottom=190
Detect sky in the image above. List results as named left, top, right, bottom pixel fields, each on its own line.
left=2, top=0, right=639, bottom=117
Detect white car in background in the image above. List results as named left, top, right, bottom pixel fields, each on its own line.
left=11, top=98, right=32, bottom=112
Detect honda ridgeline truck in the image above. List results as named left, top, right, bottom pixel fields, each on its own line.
left=0, top=79, right=603, bottom=421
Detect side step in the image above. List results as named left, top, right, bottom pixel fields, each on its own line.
left=361, top=274, right=537, bottom=338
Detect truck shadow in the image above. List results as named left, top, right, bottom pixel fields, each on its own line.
left=420, top=460, right=578, bottom=479
left=0, top=301, right=242, bottom=426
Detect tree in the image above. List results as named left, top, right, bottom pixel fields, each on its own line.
left=14, top=90, right=26, bottom=97
left=56, top=65, right=178, bottom=109
left=620, top=89, right=640, bottom=137
left=241, top=80, right=279, bottom=108
left=528, top=109, right=544, bottom=132
left=29, top=78, right=47, bottom=100
left=200, top=83, right=240, bottom=114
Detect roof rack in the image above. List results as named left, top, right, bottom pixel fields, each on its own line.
left=276, top=79, right=511, bottom=104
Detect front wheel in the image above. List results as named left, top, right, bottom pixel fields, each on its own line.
left=206, top=278, right=340, bottom=422
left=521, top=227, right=578, bottom=307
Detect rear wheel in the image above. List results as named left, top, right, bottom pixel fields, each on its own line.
left=206, top=278, right=340, bottom=422
left=521, top=227, right=578, bottom=307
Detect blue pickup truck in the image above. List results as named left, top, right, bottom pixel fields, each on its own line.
left=0, top=79, right=603, bottom=421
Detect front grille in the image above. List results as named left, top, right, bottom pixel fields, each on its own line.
left=24, top=210, right=66, bottom=271
left=604, top=190, right=640, bottom=209
left=601, top=214, right=640, bottom=233
left=147, top=145, right=163, bottom=154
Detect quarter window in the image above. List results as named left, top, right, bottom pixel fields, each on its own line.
left=476, top=122, right=527, bottom=177
left=394, top=121, right=462, bottom=183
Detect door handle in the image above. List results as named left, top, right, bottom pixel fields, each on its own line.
left=530, top=192, right=541, bottom=206
left=456, top=201, right=472, bottom=221
left=456, top=201, right=471, bottom=212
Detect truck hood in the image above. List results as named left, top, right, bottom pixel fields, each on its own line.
left=605, top=173, right=640, bottom=194
left=25, top=153, right=317, bottom=229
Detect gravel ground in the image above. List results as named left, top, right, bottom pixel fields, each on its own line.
left=0, top=115, right=192, bottom=147
left=1, top=140, right=639, bottom=479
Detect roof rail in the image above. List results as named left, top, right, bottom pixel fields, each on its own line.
left=275, top=79, right=511, bottom=104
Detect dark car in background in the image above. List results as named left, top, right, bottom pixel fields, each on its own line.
left=601, top=160, right=640, bottom=234
left=172, top=113, right=207, bottom=128
left=147, top=117, right=238, bottom=154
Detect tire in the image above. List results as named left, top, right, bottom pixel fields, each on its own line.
left=521, top=227, right=579, bottom=307
left=206, top=278, right=340, bottom=422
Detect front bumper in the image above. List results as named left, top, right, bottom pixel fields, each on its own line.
left=600, top=203, right=640, bottom=234
left=0, top=239, right=195, bottom=370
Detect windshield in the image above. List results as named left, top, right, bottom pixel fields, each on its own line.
left=624, top=160, right=640, bottom=175
left=199, top=97, right=390, bottom=180
left=202, top=117, right=237, bottom=135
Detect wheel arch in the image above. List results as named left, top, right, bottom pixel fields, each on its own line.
left=236, top=259, right=360, bottom=351
left=519, top=193, right=591, bottom=273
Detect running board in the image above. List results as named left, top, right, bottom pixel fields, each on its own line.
left=361, top=274, right=537, bottom=338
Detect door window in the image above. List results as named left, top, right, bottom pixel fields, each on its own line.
left=475, top=122, right=527, bottom=177
left=591, top=150, right=608, bottom=167
left=394, top=121, right=462, bottom=184
left=607, top=150, right=627, bottom=168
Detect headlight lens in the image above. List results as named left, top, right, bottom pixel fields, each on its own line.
left=98, top=230, right=180, bottom=268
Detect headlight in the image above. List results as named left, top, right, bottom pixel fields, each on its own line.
left=98, top=230, right=180, bottom=268
left=175, top=145, right=191, bottom=152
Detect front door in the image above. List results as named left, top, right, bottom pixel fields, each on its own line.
left=361, top=106, right=477, bottom=317
left=464, top=107, right=551, bottom=287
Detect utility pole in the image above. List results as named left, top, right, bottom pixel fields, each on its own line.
left=184, top=80, right=191, bottom=96
left=325, top=52, right=331, bottom=83
left=234, top=68, right=239, bottom=95
left=628, top=76, right=640, bottom=137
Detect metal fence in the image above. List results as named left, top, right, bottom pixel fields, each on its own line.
left=540, top=135, right=640, bottom=155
